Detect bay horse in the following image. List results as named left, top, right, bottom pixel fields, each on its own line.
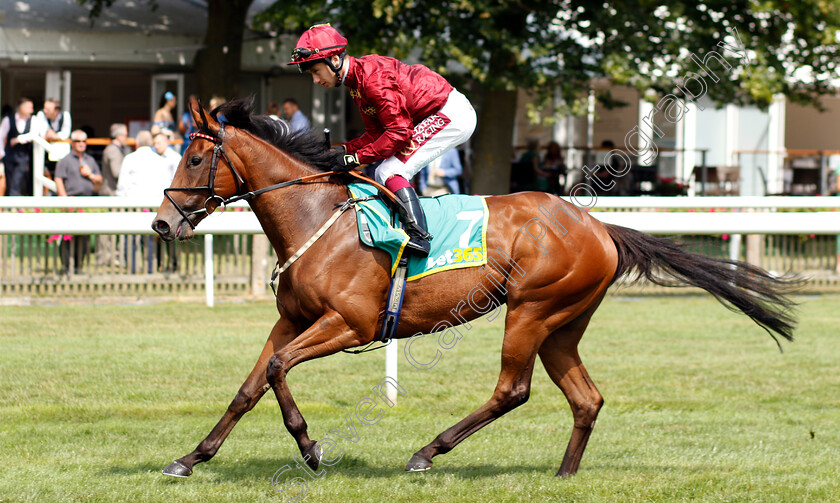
left=152, top=98, right=796, bottom=479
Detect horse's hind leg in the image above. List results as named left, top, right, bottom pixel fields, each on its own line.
left=405, top=309, right=544, bottom=472
left=162, top=317, right=296, bottom=477
left=538, top=309, right=604, bottom=477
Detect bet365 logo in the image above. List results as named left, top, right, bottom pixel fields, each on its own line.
left=425, top=210, right=484, bottom=269
left=426, top=247, right=484, bottom=268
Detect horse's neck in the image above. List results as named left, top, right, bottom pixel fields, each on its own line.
left=244, top=150, right=345, bottom=264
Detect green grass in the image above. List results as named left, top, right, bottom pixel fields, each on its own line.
left=1, top=295, right=838, bottom=502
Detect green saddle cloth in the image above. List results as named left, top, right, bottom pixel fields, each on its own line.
left=348, top=183, right=488, bottom=281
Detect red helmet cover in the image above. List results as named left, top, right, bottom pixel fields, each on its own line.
left=287, top=24, right=348, bottom=66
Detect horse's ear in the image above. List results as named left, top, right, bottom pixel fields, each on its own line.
left=189, top=98, right=204, bottom=129
left=189, top=98, right=218, bottom=132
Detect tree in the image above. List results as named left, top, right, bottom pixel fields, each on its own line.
left=259, top=0, right=840, bottom=194
left=83, top=1, right=840, bottom=194
left=78, top=0, right=254, bottom=102
left=193, top=0, right=255, bottom=102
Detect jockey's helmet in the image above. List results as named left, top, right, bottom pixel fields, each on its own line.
left=288, top=24, right=348, bottom=79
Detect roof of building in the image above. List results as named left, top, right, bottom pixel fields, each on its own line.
left=1, top=0, right=273, bottom=37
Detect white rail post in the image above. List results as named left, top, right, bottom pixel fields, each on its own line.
left=32, top=141, right=45, bottom=198
left=729, top=234, right=742, bottom=262
left=250, top=234, right=270, bottom=296
left=386, top=339, right=398, bottom=405
left=205, top=234, right=215, bottom=307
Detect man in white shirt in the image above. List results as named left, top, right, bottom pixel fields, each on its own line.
left=117, top=132, right=180, bottom=200
left=0, top=97, right=36, bottom=195
left=153, top=132, right=181, bottom=183
left=36, top=99, right=72, bottom=141
left=32, top=99, right=73, bottom=185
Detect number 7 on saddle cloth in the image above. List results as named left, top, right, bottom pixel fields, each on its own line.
left=347, top=182, right=488, bottom=281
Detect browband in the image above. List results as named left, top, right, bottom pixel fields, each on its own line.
left=190, top=131, right=219, bottom=143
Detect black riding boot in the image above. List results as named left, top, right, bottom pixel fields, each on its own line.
left=394, top=187, right=432, bottom=257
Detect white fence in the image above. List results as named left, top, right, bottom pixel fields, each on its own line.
left=2, top=195, right=840, bottom=305
left=3, top=195, right=839, bottom=405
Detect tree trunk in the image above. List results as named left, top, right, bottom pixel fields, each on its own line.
left=193, top=0, right=254, bottom=104
left=471, top=87, right=518, bottom=195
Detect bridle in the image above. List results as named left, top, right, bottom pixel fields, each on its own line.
left=163, top=121, right=337, bottom=230
left=163, top=123, right=243, bottom=229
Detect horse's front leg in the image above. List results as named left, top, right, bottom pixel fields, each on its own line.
left=162, top=316, right=298, bottom=477
left=265, top=309, right=367, bottom=471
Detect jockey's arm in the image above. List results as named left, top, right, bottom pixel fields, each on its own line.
left=345, top=74, right=413, bottom=164
left=344, top=128, right=377, bottom=154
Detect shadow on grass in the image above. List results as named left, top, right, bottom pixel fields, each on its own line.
left=216, top=455, right=554, bottom=481
left=104, top=461, right=172, bottom=476
left=103, top=458, right=284, bottom=483
left=105, top=455, right=557, bottom=482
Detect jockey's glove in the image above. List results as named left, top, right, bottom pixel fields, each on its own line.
left=334, top=152, right=360, bottom=172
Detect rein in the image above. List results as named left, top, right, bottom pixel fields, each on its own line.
left=165, top=126, right=398, bottom=229
left=174, top=124, right=400, bottom=356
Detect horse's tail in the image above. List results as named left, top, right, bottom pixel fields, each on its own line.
left=604, top=223, right=799, bottom=346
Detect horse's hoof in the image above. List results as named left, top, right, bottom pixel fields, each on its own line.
left=405, top=453, right=432, bottom=472
left=162, top=460, right=192, bottom=478
left=304, top=443, right=322, bottom=471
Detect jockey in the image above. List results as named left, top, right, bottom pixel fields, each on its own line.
left=288, top=23, right=477, bottom=257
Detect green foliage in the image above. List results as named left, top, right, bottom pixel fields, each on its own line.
left=258, top=0, right=840, bottom=111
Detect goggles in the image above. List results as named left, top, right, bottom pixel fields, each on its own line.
left=291, top=44, right=346, bottom=62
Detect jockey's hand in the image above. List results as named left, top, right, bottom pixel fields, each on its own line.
left=334, top=153, right=360, bottom=172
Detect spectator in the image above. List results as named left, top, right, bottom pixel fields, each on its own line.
left=56, top=130, right=102, bottom=197
left=153, top=132, right=181, bottom=183
left=117, top=131, right=175, bottom=199
left=542, top=141, right=567, bottom=194
left=153, top=91, right=178, bottom=139
left=95, top=123, right=130, bottom=268
left=55, top=130, right=102, bottom=274
left=115, top=131, right=155, bottom=273
left=265, top=103, right=292, bottom=131
left=266, top=102, right=282, bottom=120
left=418, top=148, right=462, bottom=196
left=282, top=98, right=311, bottom=133
left=153, top=132, right=181, bottom=272
left=178, top=94, right=199, bottom=152
left=600, top=139, right=632, bottom=195
left=208, top=96, right=227, bottom=123
left=0, top=97, right=36, bottom=196
left=99, top=123, right=129, bottom=196
left=117, top=131, right=181, bottom=272
left=593, top=139, right=620, bottom=195
left=511, top=138, right=541, bottom=192
left=36, top=98, right=72, bottom=141
left=35, top=98, right=73, bottom=185
left=0, top=105, right=6, bottom=196
left=209, top=95, right=226, bottom=110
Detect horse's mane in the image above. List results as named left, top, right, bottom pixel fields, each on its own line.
left=210, top=96, right=340, bottom=172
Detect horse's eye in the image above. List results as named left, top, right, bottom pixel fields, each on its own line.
left=189, top=156, right=202, bottom=166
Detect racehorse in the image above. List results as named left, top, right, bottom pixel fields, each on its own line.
left=152, top=98, right=797, bottom=479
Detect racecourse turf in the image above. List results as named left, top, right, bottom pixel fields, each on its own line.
left=0, top=294, right=838, bottom=502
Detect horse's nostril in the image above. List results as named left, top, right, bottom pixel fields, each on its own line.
left=153, top=219, right=170, bottom=235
